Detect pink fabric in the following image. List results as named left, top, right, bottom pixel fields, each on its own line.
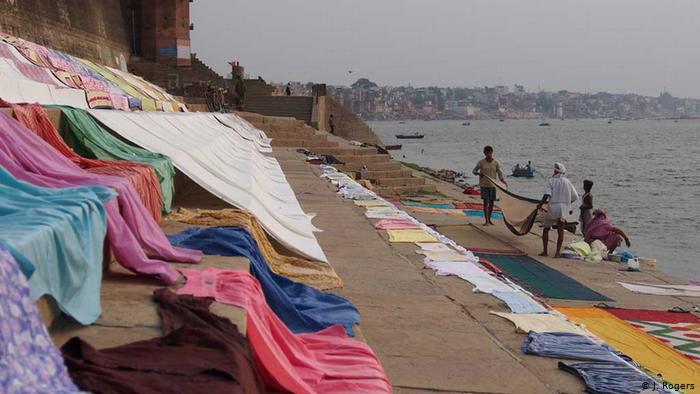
left=178, top=268, right=392, bottom=394
left=374, top=218, right=421, bottom=230
left=584, top=210, right=623, bottom=251
left=0, top=111, right=201, bottom=284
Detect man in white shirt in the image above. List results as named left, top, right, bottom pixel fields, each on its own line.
left=537, top=163, right=579, bottom=258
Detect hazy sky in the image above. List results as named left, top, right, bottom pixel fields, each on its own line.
left=191, top=0, right=700, bottom=97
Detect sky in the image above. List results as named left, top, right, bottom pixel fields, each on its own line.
left=191, top=0, right=700, bottom=98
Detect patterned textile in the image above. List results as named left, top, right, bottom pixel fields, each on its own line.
left=607, top=307, right=700, bottom=363
left=0, top=248, right=79, bottom=393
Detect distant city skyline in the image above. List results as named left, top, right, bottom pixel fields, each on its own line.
left=191, top=0, right=700, bottom=99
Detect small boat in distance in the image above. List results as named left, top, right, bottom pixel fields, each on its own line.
left=462, top=122, right=471, bottom=126
left=512, top=166, right=535, bottom=178
left=499, top=119, right=505, bottom=122
left=539, top=122, right=551, bottom=126
left=399, top=121, right=406, bottom=124
left=395, top=132, right=425, bottom=139
left=385, top=144, right=402, bottom=150
left=607, top=120, right=613, bottom=124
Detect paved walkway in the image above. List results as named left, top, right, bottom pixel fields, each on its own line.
left=274, top=148, right=696, bottom=393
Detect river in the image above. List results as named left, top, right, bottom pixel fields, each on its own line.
left=369, top=119, right=700, bottom=279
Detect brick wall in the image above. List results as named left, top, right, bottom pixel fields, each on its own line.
left=0, top=0, right=131, bottom=68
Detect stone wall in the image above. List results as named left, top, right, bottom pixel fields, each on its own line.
left=326, top=97, right=384, bottom=146
left=0, top=0, right=131, bottom=68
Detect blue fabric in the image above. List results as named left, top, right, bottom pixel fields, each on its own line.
left=617, top=250, right=634, bottom=262
left=402, top=201, right=454, bottom=209
left=492, top=290, right=548, bottom=314
left=523, top=332, right=622, bottom=362
left=0, top=248, right=80, bottom=393
left=464, top=210, right=505, bottom=219
left=167, top=226, right=360, bottom=335
left=558, top=361, right=675, bottom=394
left=0, top=166, right=113, bottom=324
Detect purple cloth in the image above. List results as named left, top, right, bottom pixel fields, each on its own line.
left=584, top=209, right=623, bottom=251
left=0, top=111, right=201, bottom=284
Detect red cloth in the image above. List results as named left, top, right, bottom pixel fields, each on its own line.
left=178, top=268, right=392, bottom=394
left=607, top=308, right=700, bottom=324
left=453, top=202, right=484, bottom=210
left=4, top=102, right=164, bottom=223
left=463, top=187, right=481, bottom=196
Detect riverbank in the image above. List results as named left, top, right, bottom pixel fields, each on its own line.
left=45, top=126, right=697, bottom=392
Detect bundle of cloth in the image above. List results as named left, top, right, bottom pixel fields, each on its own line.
left=2, top=102, right=165, bottom=222
left=0, top=111, right=201, bottom=287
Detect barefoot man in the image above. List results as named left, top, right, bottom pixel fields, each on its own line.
left=472, top=146, right=507, bottom=225
left=537, top=163, right=579, bottom=258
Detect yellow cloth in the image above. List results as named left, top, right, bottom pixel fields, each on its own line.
left=366, top=205, right=395, bottom=211
left=491, top=312, right=588, bottom=335
left=168, top=208, right=342, bottom=290
left=568, top=241, right=591, bottom=256
left=79, top=59, right=158, bottom=112
left=354, top=200, right=391, bottom=207
left=403, top=205, right=466, bottom=216
left=387, top=229, right=438, bottom=243
left=556, top=306, right=700, bottom=391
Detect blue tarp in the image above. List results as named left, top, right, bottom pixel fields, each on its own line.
left=464, top=210, right=505, bottom=219
left=0, top=166, right=113, bottom=324
left=167, top=226, right=360, bottom=335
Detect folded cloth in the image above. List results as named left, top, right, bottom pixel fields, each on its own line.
left=558, top=361, right=675, bottom=394
left=374, top=218, right=421, bottom=230
left=178, top=270, right=392, bottom=394
left=416, top=242, right=452, bottom=251
left=491, top=291, right=548, bottom=314
left=417, top=250, right=474, bottom=262
left=0, top=248, right=80, bottom=393
left=168, top=227, right=360, bottom=335
left=387, top=229, right=438, bottom=243
left=61, top=289, right=265, bottom=393
left=522, top=332, right=621, bottom=362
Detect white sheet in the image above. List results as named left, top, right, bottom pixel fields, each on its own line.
left=89, top=110, right=327, bottom=262
left=619, top=282, right=700, bottom=297
left=214, top=113, right=272, bottom=153
left=424, top=260, right=514, bottom=293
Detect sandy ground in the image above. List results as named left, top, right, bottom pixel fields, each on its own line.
left=47, top=147, right=697, bottom=393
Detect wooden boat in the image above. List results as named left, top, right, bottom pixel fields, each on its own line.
left=539, top=122, right=551, bottom=126
left=462, top=122, right=470, bottom=126
left=512, top=166, right=535, bottom=178
left=385, top=144, right=402, bottom=150
left=395, top=132, right=425, bottom=139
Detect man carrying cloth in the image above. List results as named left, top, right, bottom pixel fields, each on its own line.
left=473, top=146, right=507, bottom=226
left=537, top=163, right=579, bottom=258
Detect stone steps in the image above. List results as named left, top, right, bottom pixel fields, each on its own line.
left=375, top=184, right=438, bottom=197
left=309, top=147, right=378, bottom=156
left=335, top=154, right=390, bottom=164
left=336, top=161, right=403, bottom=172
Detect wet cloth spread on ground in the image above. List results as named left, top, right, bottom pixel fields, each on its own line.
left=167, top=227, right=359, bottom=336
left=168, top=208, right=342, bottom=290
left=387, top=229, right=439, bottom=243
left=0, top=166, right=111, bottom=325
left=436, top=224, right=524, bottom=255
left=50, top=105, right=176, bottom=213
left=606, top=307, right=700, bottom=363
left=373, top=218, right=421, bottom=230
left=178, top=269, right=391, bottom=394
left=555, top=306, right=700, bottom=390
left=0, top=111, right=201, bottom=285
left=491, top=312, right=589, bottom=335
left=5, top=102, right=164, bottom=222
left=619, top=282, right=700, bottom=297
left=61, top=289, right=265, bottom=394
left=477, top=253, right=612, bottom=301
left=0, top=248, right=81, bottom=393
left=558, top=361, right=676, bottom=394
left=522, top=332, right=622, bottom=362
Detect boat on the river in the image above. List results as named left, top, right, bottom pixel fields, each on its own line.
left=395, top=132, right=425, bottom=139
left=512, top=165, right=535, bottom=178
left=385, top=144, right=402, bottom=150
left=539, top=122, right=551, bottom=126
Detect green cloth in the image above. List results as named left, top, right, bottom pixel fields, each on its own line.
left=477, top=253, right=612, bottom=301
left=48, top=105, right=175, bottom=213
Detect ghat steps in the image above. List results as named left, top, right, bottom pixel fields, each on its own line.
left=238, top=112, right=436, bottom=197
